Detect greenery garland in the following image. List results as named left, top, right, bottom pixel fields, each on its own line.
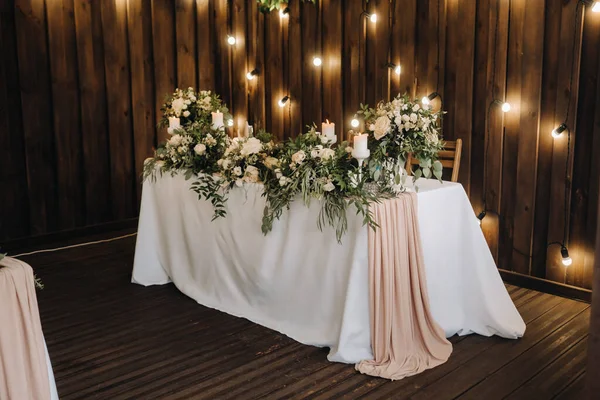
left=257, top=0, right=316, bottom=12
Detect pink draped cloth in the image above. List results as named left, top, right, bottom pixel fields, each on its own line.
left=0, top=257, right=51, bottom=400
left=356, top=193, right=453, bottom=380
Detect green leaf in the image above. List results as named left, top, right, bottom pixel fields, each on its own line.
left=433, top=160, right=443, bottom=171
left=414, top=169, right=422, bottom=180
left=423, top=167, right=431, bottom=178
left=433, top=168, right=443, bottom=180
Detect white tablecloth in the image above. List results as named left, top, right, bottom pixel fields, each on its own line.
left=132, top=174, right=525, bottom=363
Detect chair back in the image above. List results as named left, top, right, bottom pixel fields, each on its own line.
left=406, top=138, right=463, bottom=182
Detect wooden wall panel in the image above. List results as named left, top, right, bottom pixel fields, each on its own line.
left=101, top=0, right=135, bottom=219
left=73, top=0, right=111, bottom=225
left=3, top=0, right=600, bottom=290
left=14, top=0, right=58, bottom=235
left=0, top=0, right=29, bottom=240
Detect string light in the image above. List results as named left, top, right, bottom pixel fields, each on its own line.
left=592, top=2, right=600, bottom=12
left=246, top=68, right=260, bottom=80
left=351, top=117, right=359, bottom=128
left=386, top=63, right=401, bottom=76
left=552, top=123, right=567, bottom=138
left=279, top=7, right=290, bottom=18
left=561, top=247, right=572, bottom=266
left=422, top=92, right=440, bottom=106
left=501, top=102, right=511, bottom=112
left=278, top=96, right=290, bottom=108
left=476, top=211, right=486, bottom=225
left=313, top=57, right=322, bottom=67
left=227, top=119, right=234, bottom=127
left=227, top=35, right=236, bottom=46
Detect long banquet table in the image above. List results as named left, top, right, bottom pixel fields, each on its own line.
left=132, top=173, right=526, bottom=364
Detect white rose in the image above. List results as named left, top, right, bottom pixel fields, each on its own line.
left=410, top=113, right=418, bottom=123
left=182, top=103, right=188, bottom=110
left=311, top=148, right=320, bottom=158
left=240, top=137, right=263, bottom=156
left=291, top=150, right=306, bottom=164
left=320, top=135, right=331, bottom=144
left=171, top=98, right=185, bottom=116
left=345, top=146, right=353, bottom=153
left=275, top=168, right=283, bottom=179
left=413, top=104, right=420, bottom=112
left=373, top=116, right=391, bottom=140
left=222, top=159, right=231, bottom=169
left=190, top=95, right=196, bottom=102
left=183, top=111, right=190, bottom=117
left=169, top=134, right=183, bottom=147
left=319, top=148, right=336, bottom=160
left=233, top=166, right=242, bottom=176
left=402, top=114, right=410, bottom=122
left=395, top=116, right=403, bottom=126
left=323, top=181, right=335, bottom=192
left=194, top=143, right=206, bottom=155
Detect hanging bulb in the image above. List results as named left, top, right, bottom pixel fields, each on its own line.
left=227, top=119, right=234, bottom=127
left=422, top=92, right=439, bottom=106
left=561, top=247, right=572, bottom=266
left=246, top=68, right=260, bottom=80
left=552, top=123, right=567, bottom=138
left=278, top=96, right=290, bottom=108
left=367, top=13, right=377, bottom=23
left=279, top=7, right=290, bottom=18
left=351, top=118, right=359, bottom=128
left=227, top=35, right=236, bottom=46
left=394, top=65, right=401, bottom=75
left=313, top=57, right=322, bottom=67
left=501, top=102, right=511, bottom=112
left=476, top=211, right=486, bottom=225
left=593, top=2, right=600, bottom=12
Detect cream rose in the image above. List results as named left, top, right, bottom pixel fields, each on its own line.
left=240, top=137, right=263, bottom=156
left=264, top=156, right=279, bottom=169
left=372, top=116, right=391, bottom=140
left=291, top=150, right=306, bottom=164
left=319, top=148, right=335, bottom=160
left=194, top=143, right=206, bottom=155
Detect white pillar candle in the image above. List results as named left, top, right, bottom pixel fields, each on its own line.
left=211, top=112, right=224, bottom=129
left=168, top=116, right=180, bottom=130
left=322, top=120, right=335, bottom=138
left=353, top=133, right=369, bottom=154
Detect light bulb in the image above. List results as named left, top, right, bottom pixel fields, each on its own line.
left=278, top=96, right=289, bottom=108
left=476, top=211, right=486, bottom=226
left=369, top=13, right=377, bottom=23
left=227, top=119, right=234, bottom=127
left=351, top=118, right=359, bottom=128
left=422, top=96, right=431, bottom=106
left=279, top=8, right=289, bottom=18
left=552, top=123, right=567, bottom=138
left=593, top=2, right=600, bottom=12
left=394, top=65, right=401, bottom=75
left=561, top=247, right=572, bottom=266
left=227, top=35, right=236, bottom=46
left=246, top=69, right=259, bottom=80
left=313, top=57, right=322, bottom=67
left=501, top=102, right=511, bottom=112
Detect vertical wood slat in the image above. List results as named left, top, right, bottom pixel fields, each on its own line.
left=301, top=0, right=321, bottom=130
left=73, top=0, right=111, bottom=225
left=151, top=0, right=175, bottom=143
left=265, top=11, right=284, bottom=139
left=342, top=0, right=363, bottom=135
left=390, top=0, right=417, bottom=98
left=288, top=0, right=303, bottom=137
left=101, top=0, right=135, bottom=219
left=196, top=0, right=214, bottom=91
left=321, top=0, right=342, bottom=139
left=546, top=0, right=584, bottom=282
left=175, top=0, right=197, bottom=89
left=214, top=0, right=232, bottom=111
left=246, top=0, right=265, bottom=130
left=127, top=0, right=156, bottom=204
left=231, top=0, right=247, bottom=136
left=45, top=0, right=85, bottom=229
left=0, top=0, right=29, bottom=240
left=14, top=0, right=59, bottom=235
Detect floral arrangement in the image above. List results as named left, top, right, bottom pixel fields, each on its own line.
left=257, top=0, right=315, bottom=12
left=158, top=87, right=231, bottom=129
left=358, top=93, right=444, bottom=191
left=261, top=126, right=380, bottom=242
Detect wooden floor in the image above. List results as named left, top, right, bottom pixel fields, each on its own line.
left=21, top=234, right=590, bottom=400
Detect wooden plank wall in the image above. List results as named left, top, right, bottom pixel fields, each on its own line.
left=1, top=0, right=599, bottom=289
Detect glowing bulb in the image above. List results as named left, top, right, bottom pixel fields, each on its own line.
left=246, top=69, right=259, bottom=80
left=476, top=211, right=486, bottom=226
left=227, top=119, right=234, bottom=127
left=313, top=57, right=322, bottom=67
left=552, top=123, right=567, bottom=138
left=592, top=2, right=600, bottom=12
left=279, top=8, right=289, bottom=18
left=561, top=247, right=572, bottom=266
left=369, top=13, right=377, bottom=23
left=394, top=65, right=401, bottom=75
left=501, top=102, right=511, bottom=112
left=351, top=118, right=359, bottom=128
left=278, top=96, right=289, bottom=108
left=422, top=96, right=431, bottom=106
left=227, top=35, right=236, bottom=46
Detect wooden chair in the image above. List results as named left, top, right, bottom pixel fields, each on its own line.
left=406, top=138, right=462, bottom=182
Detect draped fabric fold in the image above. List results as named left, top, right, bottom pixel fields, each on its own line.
left=356, top=193, right=453, bottom=380
left=0, top=257, right=51, bottom=400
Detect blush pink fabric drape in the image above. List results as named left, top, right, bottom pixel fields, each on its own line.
left=0, top=257, right=50, bottom=400
left=356, top=193, right=453, bottom=380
